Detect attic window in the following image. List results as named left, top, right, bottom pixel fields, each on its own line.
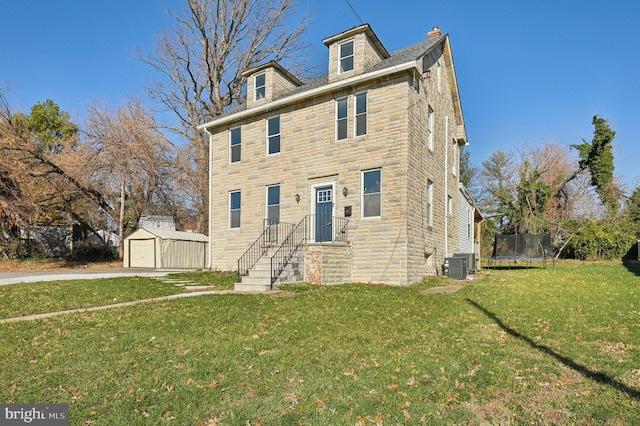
left=255, top=73, right=266, bottom=100
left=339, top=40, right=354, bottom=73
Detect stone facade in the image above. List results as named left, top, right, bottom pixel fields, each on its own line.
left=200, top=24, right=477, bottom=286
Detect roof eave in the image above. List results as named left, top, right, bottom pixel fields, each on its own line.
left=198, top=60, right=418, bottom=131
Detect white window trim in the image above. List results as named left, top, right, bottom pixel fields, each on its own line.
left=354, top=91, right=367, bottom=137
left=447, top=195, right=452, bottom=217
left=229, top=190, right=241, bottom=229
left=254, top=72, right=266, bottom=101
left=229, top=126, right=241, bottom=164
left=266, top=115, right=281, bottom=156
left=362, top=168, right=382, bottom=219
left=338, top=39, right=355, bottom=74
left=336, top=97, right=348, bottom=141
left=310, top=182, right=336, bottom=243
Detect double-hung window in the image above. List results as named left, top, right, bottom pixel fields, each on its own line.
left=266, top=185, right=280, bottom=224
left=339, top=40, right=354, bottom=73
left=426, top=180, right=433, bottom=226
left=362, top=169, right=381, bottom=218
left=230, top=127, right=241, bottom=163
left=267, top=116, right=280, bottom=155
left=427, top=106, right=434, bottom=151
left=255, top=73, right=266, bottom=100
left=355, top=92, right=367, bottom=136
left=229, top=191, right=241, bottom=228
left=336, top=98, right=348, bottom=140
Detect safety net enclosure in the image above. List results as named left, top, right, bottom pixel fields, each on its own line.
left=488, top=233, right=554, bottom=268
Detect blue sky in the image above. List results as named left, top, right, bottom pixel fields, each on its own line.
left=1, top=0, right=638, bottom=188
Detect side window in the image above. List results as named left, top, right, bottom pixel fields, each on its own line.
left=362, top=169, right=381, bottom=218
left=230, top=191, right=241, bottom=228
left=255, top=73, right=266, bottom=100
left=339, top=40, right=354, bottom=73
left=336, top=98, right=348, bottom=140
left=427, top=106, right=434, bottom=151
left=426, top=180, right=433, bottom=226
left=267, top=116, right=280, bottom=155
left=447, top=195, right=452, bottom=216
left=230, top=127, right=241, bottom=163
left=452, top=140, right=457, bottom=176
left=355, top=92, right=367, bottom=136
left=266, top=185, right=280, bottom=224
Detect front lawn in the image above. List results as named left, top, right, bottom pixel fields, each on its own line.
left=0, top=261, right=638, bottom=424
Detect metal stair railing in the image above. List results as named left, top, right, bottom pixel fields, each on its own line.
left=237, top=220, right=292, bottom=282
left=270, top=215, right=350, bottom=286
left=270, top=216, right=308, bottom=286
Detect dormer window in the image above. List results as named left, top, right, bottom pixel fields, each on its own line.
left=255, top=73, right=266, bottom=100
left=339, top=40, right=354, bottom=73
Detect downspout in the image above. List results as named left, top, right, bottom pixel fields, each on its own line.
left=444, top=116, right=449, bottom=258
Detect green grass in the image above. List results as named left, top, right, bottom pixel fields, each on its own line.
left=0, top=261, right=638, bottom=425
left=0, top=271, right=234, bottom=319
left=167, top=270, right=237, bottom=290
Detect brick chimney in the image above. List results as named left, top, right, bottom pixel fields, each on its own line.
left=427, top=26, right=442, bottom=39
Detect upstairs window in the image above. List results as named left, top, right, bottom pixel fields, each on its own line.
left=339, top=40, right=354, bottom=73
left=336, top=97, right=348, bottom=140
left=426, top=179, right=433, bottom=226
left=355, top=92, right=367, bottom=136
left=363, top=169, right=381, bottom=218
left=266, top=185, right=280, bottom=224
left=267, top=116, right=280, bottom=155
left=229, top=191, right=241, bottom=228
left=447, top=195, right=452, bottom=216
left=255, top=73, right=266, bottom=100
left=427, top=106, right=434, bottom=151
left=229, top=127, right=241, bottom=163
left=452, top=140, right=457, bottom=176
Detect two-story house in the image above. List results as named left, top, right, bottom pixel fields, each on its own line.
left=198, top=24, right=480, bottom=290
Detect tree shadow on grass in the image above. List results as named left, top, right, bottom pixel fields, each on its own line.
left=622, top=258, right=640, bottom=277
left=466, top=298, right=640, bottom=401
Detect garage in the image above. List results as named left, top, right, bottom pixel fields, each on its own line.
left=123, top=229, right=209, bottom=269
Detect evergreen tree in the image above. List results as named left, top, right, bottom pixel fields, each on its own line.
left=571, top=115, right=618, bottom=214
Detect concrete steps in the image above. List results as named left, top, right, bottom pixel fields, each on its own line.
left=235, top=257, right=273, bottom=292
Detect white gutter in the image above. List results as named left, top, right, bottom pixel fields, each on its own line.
left=444, top=115, right=449, bottom=258
left=197, top=61, right=418, bottom=131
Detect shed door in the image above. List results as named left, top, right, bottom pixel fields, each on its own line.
left=129, top=239, right=155, bottom=268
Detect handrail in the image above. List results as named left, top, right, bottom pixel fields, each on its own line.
left=270, top=216, right=308, bottom=286
left=237, top=221, right=292, bottom=282
left=270, top=215, right=350, bottom=286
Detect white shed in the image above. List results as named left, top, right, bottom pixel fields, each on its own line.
left=123, top=229, right=208, bottom=269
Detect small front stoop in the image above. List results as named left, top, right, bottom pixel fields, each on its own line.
left=235, top=256, right=273, bottom=292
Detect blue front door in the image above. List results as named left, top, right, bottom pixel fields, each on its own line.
left=315, top=186, right=333, bottom=242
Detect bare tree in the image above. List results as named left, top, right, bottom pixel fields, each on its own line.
left=84, top=97, right=175, bottom=258
left=138, top=0, right=312, bottom=232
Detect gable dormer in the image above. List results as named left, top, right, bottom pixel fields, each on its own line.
left=323, top=24, right=390, bottom=83
left=243, top=61, right=302, bottom=108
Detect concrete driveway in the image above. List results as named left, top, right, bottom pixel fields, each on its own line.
left=0, top=269, right=187, bottom=286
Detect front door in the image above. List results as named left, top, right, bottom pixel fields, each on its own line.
left=315, top=186, right=333, bottom=242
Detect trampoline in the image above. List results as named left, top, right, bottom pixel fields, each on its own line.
left=487, top=233, right=555, bottom=269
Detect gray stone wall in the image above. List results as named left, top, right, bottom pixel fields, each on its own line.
left=207, top=36, right=464, bottom=286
